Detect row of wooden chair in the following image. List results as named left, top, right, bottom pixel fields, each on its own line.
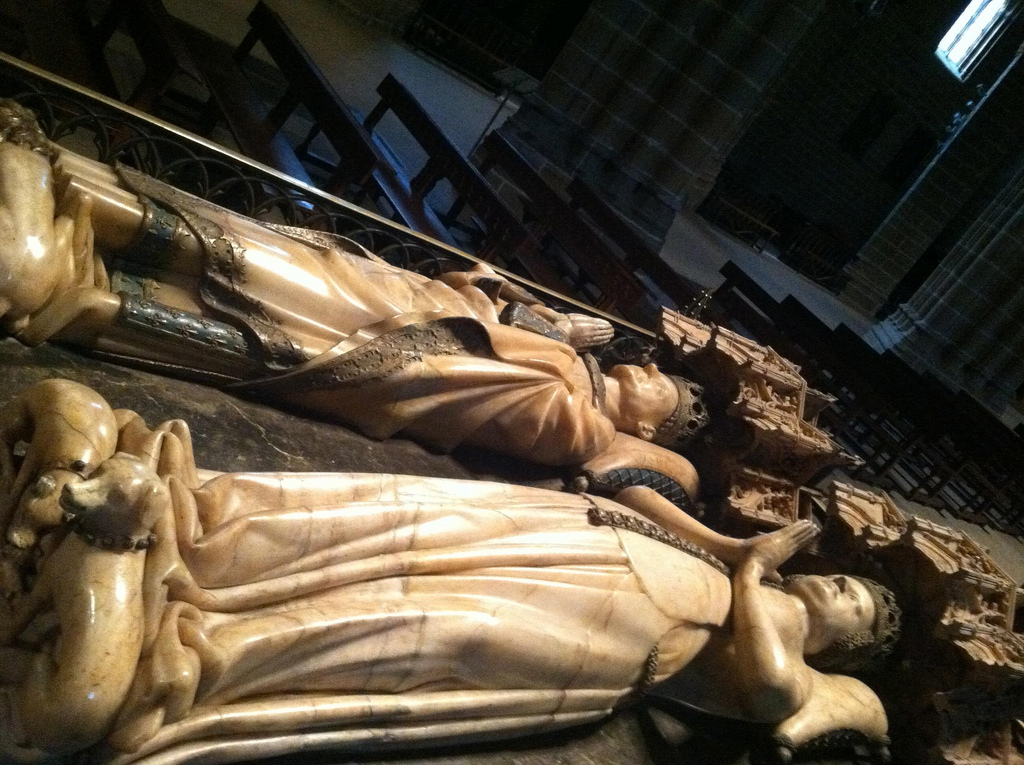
left=5, top=0, right=709, bottom=327
left=229, top=2, right=704, bottom=326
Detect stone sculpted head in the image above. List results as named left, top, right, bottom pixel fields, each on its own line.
left=7, top=468, right=85, bottom=549
left=786, top=574, right=901, bottom=673
left=652, top=375, right=709, bottom=447
left=607, top=364, right=708, bottom=446
left=59, top=454, right=169, bottom=550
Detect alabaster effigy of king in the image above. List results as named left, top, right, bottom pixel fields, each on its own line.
left=0, top=99, right=710, bottom=507
left=0, top=379, right=901, bottom=764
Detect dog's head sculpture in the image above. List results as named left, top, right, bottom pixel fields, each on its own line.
left=59, top=454, right=168, bottom=551
left=8, top=469, right=84, bottom=549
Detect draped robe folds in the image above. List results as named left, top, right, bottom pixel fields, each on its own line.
left=65, top=411, right=732, bottom=765
left=234, top=320, right=616, bottom=465
left=114, top=169, right=617, bottom=466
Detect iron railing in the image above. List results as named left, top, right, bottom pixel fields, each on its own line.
left=0, top=53, right=652, bottom=334
left=0, top=53, right=659, bottom=368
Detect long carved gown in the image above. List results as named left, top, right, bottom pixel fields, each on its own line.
left=84, top=165, right=617, bottom=466
left=85, top=408, right=729, bottom=765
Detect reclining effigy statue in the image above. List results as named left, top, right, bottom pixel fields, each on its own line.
left=0, top=380, right=899, bottom=764
left=0, top=100, right=706, bottom=494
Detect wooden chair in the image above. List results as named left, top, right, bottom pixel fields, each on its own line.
left=88, top=0, right=311, bottom=183
left=174, top=20, right=311, bottom=184
left=477, top=131, right=648, bottom=322
left=566, top=176, right=706, bottom=313
left=237, top=3, right=472, bottom=251
left=12, top=0, right=118, bottom=98
left=94, top=0, right=204, bottom=111
left=362, top=74, right=534, bottom=262
left=236, top=0, right=378, bottom=194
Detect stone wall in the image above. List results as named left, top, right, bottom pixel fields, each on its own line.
left=874, top=146, right=1024, bottom=416
left=328, top=0, right=420, bottom=34
left=718, top=0, right=973, bottom=278
left=503, top=0, right=826, bottom=243
left=841, top=54, right=1024, bottom=316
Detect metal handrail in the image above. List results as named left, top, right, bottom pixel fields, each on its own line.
left=0, top=52, right=654, bottom=339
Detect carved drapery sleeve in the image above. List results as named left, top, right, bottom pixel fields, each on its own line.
left=236, top=320, right=618, bottom=465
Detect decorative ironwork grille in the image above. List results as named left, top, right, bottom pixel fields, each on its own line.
left=0, top=54, right=650, bottom=327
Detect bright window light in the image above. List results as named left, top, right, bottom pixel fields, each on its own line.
left=936, top=0, right=1011, bottom=79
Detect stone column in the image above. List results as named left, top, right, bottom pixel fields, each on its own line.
left=842, top=52, right=1024, bottom=316
left=874, top=156, right=1024, bottom=413
left=503, top=0, right=826, bottom=241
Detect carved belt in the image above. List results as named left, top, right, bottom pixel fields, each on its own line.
left=235, top=317, right=496, bottom=395
left=585, top=502, right=729, bottom=694
left=585, top=502, right=729, bottom=576
left=581, top=353, right=606, bottom=413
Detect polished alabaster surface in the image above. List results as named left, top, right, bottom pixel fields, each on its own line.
left=0, top=102, right=707, bottom=483
left=0, top=380, right=889, bottom=765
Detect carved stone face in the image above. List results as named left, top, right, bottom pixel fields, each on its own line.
left=607, top=364, right=679, bottom=441
left=787, top=574, right=876, bottom=655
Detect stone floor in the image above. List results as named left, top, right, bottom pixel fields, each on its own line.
left=0, top=340, right=474, bottom=480
left=661, top=211, right=877, bottom=338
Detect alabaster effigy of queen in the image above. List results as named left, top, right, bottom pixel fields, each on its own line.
left=0, top=98, right=710, bottom=510
left=0, top=379, right=901, bottom=764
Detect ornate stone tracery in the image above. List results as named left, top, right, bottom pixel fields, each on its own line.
left=723, top=467, right=803, bottom=527
left=827, top=480, right=1024, bottom=764
left=660, top=308, right=859, bottom=529
left=661, top=304, right=1024, bottom=763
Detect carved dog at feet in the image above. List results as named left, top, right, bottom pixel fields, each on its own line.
left=0, top=379, right=118, bottom=550
left=0, top=455, right=167, bottom=752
